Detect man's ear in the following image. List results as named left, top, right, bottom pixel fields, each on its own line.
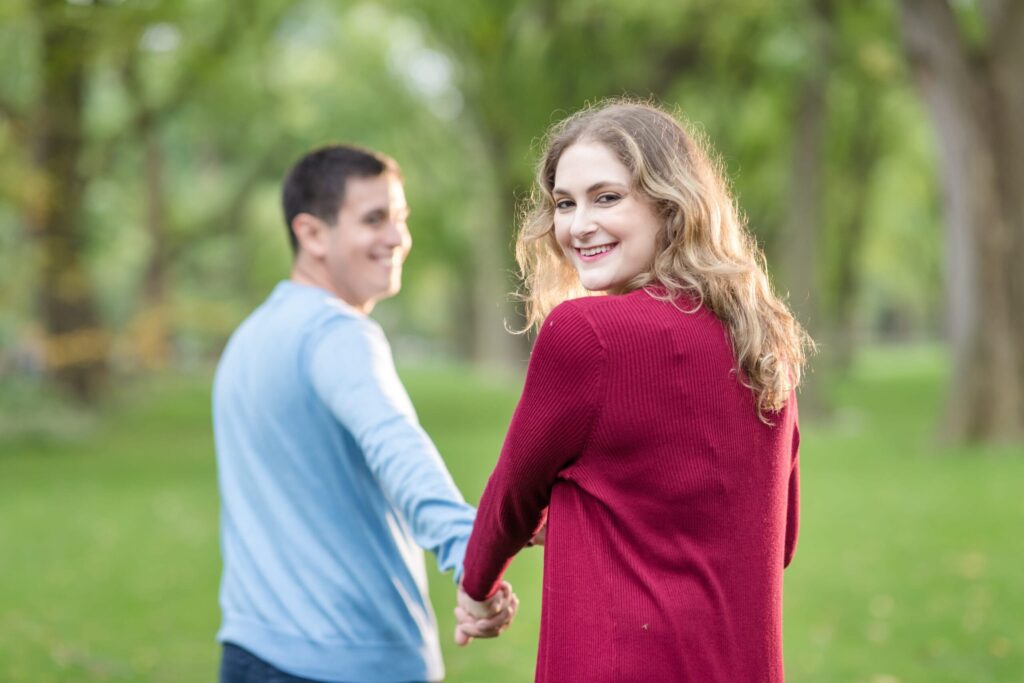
left=292, top=213, right=329, bottom=258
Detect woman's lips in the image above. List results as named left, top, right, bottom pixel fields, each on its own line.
left=575, top=243, right=618, bottom=262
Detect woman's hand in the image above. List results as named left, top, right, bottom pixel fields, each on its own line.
left=454, top=580, right=519, bottom=646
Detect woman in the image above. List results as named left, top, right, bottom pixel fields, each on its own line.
left=458, top=100, right=812, bottom=682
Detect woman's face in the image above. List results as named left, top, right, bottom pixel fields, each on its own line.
left=552, top=141, right=662, bottom=293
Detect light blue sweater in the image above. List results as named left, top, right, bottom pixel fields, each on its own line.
left=213, top=281, right=476, bottom=682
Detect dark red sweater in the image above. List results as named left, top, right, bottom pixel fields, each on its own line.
left=462, top=289, right=800, bottom=682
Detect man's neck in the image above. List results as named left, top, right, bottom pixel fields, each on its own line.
left=290, top=256, right=332, bottom=292
left=289, top=259, right=374, bottom=314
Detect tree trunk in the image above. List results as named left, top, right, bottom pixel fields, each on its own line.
left=468, top=123, right=526, bottom=370
left=830, top=182, right=869, bottom=376
left=831, top=87, right=882, bottom=376
left=987, top=2, right=1024, bottom=436
left=28, top=1, right=108, bottom=402
left=452, top=274, right=477, bottom=360
left=470, top=173, right=524, bottom=369
left=121, top=49, right=174, bottom=370
left=137, top=113, right=172, bottom=369
left=898, top=0, right=1024, bottom=442
left=783, top=1, right=832, bottom=416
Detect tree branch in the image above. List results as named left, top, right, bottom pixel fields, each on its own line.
left=899, top=0, right=973, bottom=85
left=167, top=143, right=285, bottom=261
left=86, top=1, right=296, bottom=183
left=985, top=0, right=1024, bottom=72
left=980, top=0, right=1011, bottom=43
left=0, top=96, right=28, bottom=144
left=646, top=40, right=704, bottom=98
left=147, top=0, right=300, bottom=136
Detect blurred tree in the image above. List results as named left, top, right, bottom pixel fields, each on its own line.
left=403, top=0, right=759, bottom=366
left=798, top=0, right=910, bottom=381
left=821, top=1, right=893, bottom=374
left=898, top=0, right=1024, bottom=441
left=0, top=0, right=952, bottom=416
left=0, top=0, right=109, bottom=401
left=109, top=1, right=293, bottom=368
left=781, top=0, right=833, bottom=415
left=700, top=0, right=933, bottom=411
left=0, top=0, right=297, bottom=396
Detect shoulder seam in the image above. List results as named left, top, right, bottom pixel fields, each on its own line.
left=568, top=303, right=608, bottom=459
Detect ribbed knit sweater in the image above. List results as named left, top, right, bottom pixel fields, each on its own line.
left=462, top=289, right=800, bottom=683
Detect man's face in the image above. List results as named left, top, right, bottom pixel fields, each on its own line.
left=323, top=173, right=411, bottom=313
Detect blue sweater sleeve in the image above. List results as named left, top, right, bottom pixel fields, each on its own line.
left=306, top=314, right=475, bottom=582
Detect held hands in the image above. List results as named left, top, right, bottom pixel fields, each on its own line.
left=453, top=526, right=541, bottom=645
left=454, top=581, right=519, bottom=646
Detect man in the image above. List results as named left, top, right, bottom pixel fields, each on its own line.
left=213, top=145, right=515, bottom=683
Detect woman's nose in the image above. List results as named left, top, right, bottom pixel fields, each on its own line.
left=569, top=209, right=597, bottom=240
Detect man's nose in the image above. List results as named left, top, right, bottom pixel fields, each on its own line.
left=381, top=221, right=406, bottom=247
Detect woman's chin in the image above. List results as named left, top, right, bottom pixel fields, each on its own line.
left=577, top=274, right=608, bottom=292
left=579, top=277, right=623, bottom=293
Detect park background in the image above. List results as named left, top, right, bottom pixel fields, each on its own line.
left=1, top=0, right=1022, bottom=681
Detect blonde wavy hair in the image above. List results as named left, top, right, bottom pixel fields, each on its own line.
left=516, top=99, right=813, bottom=420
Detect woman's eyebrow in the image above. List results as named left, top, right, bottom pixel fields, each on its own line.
left=552, top=180, right=625, bottom=196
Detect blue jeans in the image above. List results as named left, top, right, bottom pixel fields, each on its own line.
left=220, top=643, right=332, bottom=683
left=219, top=643, right=428, bottom=683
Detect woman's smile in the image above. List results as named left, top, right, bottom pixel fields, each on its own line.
left=575, top=243, right=619, bottom=261
left=552, top=141, right=662, bottom=292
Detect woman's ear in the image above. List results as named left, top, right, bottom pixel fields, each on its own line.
left=292, top=213, right=329, bottom=259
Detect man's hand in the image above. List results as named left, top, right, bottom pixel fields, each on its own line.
left=454, top=581, right=519, bottom=646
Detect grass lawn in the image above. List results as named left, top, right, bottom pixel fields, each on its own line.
left=0, top=347, right=1021, bottom=682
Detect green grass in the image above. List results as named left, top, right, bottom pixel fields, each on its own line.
left=0, top=348, right=1021, bottom=682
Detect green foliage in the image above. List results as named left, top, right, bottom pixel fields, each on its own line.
left=0, top=0, right=949, bottom=376
left=0, top=349, right=1020, bottom=682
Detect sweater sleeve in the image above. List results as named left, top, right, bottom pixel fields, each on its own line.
left=783, top=415, right=800, bottom=568
left=307, top=315, right=476, bottom=582
left=462, top=302, right=606, bottom=600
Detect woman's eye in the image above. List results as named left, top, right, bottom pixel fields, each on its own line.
left=555, top=199, right=574, bottom=210
left=596, top=193, right=621, bottom=204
